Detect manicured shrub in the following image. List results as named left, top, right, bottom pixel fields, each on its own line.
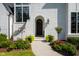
left=55, top=26, right=62, bottom=39
left=25, top=38, right=30, bottom=44
left=0, top=33, right=31, bottom=50
left=55, top=27, right=62, bottom=33
left=0, top=33, right=11, bottom=48
left=67, top=37, right=79, bottom=49
left=8, top=38, right=30, bottom=50
left=46, top=35, right=49, bottom=42
left=0, top=33, right=7, bottom=42
left=25, top=35, right=34, bottom=43
left=0, top=33, right=10, bottom=48
left=6, top=42, right=17, bottom=51
left=0, top=33, right=7, bottom=38
left=0, top=40, right=12, bottom=48
left=15, top=39, right=30, bottom=49
left=51, top=40, right=77, bottom=56
left=25, top=39, right=31, bottom=48
left=8, top=42, right=17, bottom=49
left=46, top=35, right=54, bottom=42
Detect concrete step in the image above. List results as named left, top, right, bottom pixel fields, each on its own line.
left=35, top=37, right=45, bottom=40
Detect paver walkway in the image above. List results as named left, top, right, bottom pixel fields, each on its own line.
left=31, top=37, right=62, bottom=56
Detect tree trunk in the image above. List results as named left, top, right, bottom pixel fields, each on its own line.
left=58, top=33, right=59, bottom=40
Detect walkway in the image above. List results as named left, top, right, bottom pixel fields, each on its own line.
left=31, top=38, right=62, bottom=56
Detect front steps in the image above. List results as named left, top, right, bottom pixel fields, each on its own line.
left=35, top=37, right=45, bottom=40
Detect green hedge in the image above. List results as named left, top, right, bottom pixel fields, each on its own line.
left=0, top=33, right=31, bottom=50
left=0, top=33, right=11, bottom=48
left=0, top=40, right=12, bottom=48
left=46, top=35, right=54, bottom=42
left=15, top=39, right=30, bottom=49
left=8, top=39, right=30, bottom=50
left=0, top=33, right=7, bottom=42
left=9, top=42, right=17, bottom=49
left=51, top=40, right=77, bottom=56
left=67, top=37, right=79, bottom=49
left=25, top=35, right=34, bottom=43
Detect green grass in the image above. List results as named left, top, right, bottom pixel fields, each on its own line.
left=0, top=49, right=35, bottom=56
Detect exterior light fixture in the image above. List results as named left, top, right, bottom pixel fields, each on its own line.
left=47, top=18, right=49, bottom=24
left=44, top=18, right=49, bottom=29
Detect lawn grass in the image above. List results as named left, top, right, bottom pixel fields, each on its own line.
left=0, top=49, right=35, bottom=56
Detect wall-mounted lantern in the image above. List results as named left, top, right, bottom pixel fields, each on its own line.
left=46, top=18, right=49, bottom=24
left=44, top=18, right=49, bottom=29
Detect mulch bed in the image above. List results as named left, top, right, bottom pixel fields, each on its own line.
left=0, top=46, right=32, bottom=52
left=0, top=48, right=26, bottom=52
left=0, top=48, right=7, bottom=52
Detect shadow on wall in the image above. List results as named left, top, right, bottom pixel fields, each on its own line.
left=12, top=22, right=27, bottom=37
left=42, top=3, right=67, bottom=40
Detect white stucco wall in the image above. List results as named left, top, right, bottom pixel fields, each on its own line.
left=0, top=4, right=9, bottom=36
left=0, top=3, right=79, bottom=40
left=30, top=3, right=58, bottom=40
left=13, top=3, right=67, bottom=40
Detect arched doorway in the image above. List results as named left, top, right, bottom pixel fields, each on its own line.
left=36, top=19, right=43, bottom=36
left=35, top=16, right=44, bottom=37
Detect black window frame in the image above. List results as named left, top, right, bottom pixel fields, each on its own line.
left=15, top=3, right=29, bottom=22
left=16, top=7, right=22, bottom=22
left=71, top=12, right=79, bottom=33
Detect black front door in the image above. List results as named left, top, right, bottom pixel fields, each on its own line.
left=36, top=19, right=43, bottom=37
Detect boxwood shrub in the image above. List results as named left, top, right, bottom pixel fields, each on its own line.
left=0, top=33, right=7, bottom=42
left=25, top=35, right=34, bottom=43
left=8, top=39, right=30, bottom=50
left=51, top=40, right=77, bottom=56
left=0, top=40, right=12, bottom=48
left=67, top=37, right=79, bottom=49
left=0, top=33, right=12, bottom=48
left=8, top=42, right=17, bottom=49
left=0, top=33, right=31, bottom=50
left=15, top=39, right=30, bottom=49
left=46, top=35, right=54, bottom=42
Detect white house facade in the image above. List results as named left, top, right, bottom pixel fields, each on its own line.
left=0, top=3, right=79, bottom=40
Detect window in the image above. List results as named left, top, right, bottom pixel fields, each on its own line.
left=71, top=12, right=76, bottom=33
left=78, top=13, right=79, bottom=33
left=23, top=7, right=29, bottom=22
left=15, top=3, right=29, bottom=22
left=16, top=3, right=29, bottom=5
left=16, top=3, right=22, bottom=5
left=23, top=3, right=29, bottom=5
left=16, top=7, right=22, bottom=22
left=71, top=12, right=79, bottom=33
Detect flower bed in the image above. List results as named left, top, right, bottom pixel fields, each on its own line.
left=50, top=40, right=77, bottom=56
